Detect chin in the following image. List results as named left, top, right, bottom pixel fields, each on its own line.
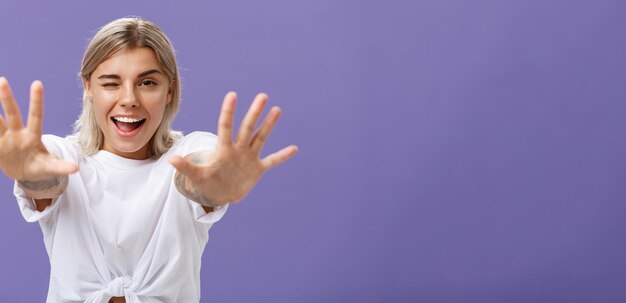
left=110, top=140, right=151, bottom=159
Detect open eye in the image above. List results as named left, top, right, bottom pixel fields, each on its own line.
left=140, top=79, right=157, bottom=86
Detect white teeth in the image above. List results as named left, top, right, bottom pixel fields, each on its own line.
left=113, top=116, right=145, bottom=123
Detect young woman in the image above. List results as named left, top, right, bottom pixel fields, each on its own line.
left=0, top=17, right=297, bottom=302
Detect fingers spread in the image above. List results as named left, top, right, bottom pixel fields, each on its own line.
left=27, top=80, right=44, bottom=135
left=0, top=77, right=24, bottom=130
left=261, top=145, right=299, bottom=169
left=217, top=92, right=237, bottom=146
left=236, top=93, right=268, bottom=147
left=251, top=106, right=281, bottom=152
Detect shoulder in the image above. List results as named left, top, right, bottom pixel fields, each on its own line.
left=41, top=134, right=82, bottom=161
left=170, top=131, right=218, bottom=156
left=41, top=134, right=67, bottom=147
left=180, top=131, right=217, bottom=143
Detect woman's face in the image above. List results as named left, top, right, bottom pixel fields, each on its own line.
left=86, top=47, right=172, bottom=160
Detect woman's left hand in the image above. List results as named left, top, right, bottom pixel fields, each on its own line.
left=169, top=92, right=298, bottom=207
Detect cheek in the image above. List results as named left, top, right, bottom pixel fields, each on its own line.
left=143, top=92, right=170, bottom=122
left=92, top=102, right=107, bottom=123
left=150, top=104, right=168, bottom=127
left=92, top=97, right=116, bottom=125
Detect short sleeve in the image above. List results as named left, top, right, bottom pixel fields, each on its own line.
left=13, top=135, right=78, bottom=222
left=173, top=131, right=229, bottom=224
left=191, top=203, right=229, bottom=224
left=178, top=131, right=218, bottom=154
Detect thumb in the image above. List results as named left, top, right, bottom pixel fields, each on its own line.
left=169, top=155, right=198, bottom=176
left=45, top=159, right=79, bottom=176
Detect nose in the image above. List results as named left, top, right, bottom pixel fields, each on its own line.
left=119, top=84, right=139, bottom=108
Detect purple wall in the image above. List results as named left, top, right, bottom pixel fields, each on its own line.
left=1, top=0, right=625, bottom=302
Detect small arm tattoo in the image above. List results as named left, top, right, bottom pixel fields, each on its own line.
left=175, top=171, right=220, bottom=207
left=18, top=177, right=60, bottom=190
left=18, top=175, right=68, bottom=199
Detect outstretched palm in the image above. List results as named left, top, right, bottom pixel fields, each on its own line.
left=0, top=78, right=78, bottom=181
left=169, top=92, right=298, bottom=205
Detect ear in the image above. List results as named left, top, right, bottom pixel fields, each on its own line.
left=83, top=78, right=93, bottom=101
left=166, top=80, right=174, bottom=104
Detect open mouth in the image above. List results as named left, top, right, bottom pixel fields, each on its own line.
left=111, top=116, right=146, bottom=134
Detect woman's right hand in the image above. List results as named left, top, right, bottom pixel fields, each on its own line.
left=0, top=77, right=78, bottom=182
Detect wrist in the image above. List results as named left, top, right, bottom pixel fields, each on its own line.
left=17, top=175, right=68, bottom=199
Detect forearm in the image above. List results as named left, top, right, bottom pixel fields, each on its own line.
left=17, top=174, right=69, bottom=200
left=174, top=151, right=228, bottom=209
left=174, top=171, right=224, bottom=209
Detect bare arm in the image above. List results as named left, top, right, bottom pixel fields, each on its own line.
left=170, top=92, right=298, bottom=214
left=18, top=161, right=70, bottom=212
left=17, top=175, right=67, bottom=199
left=0, top=78, right=78, bottom=210
left=174, top=151, right=219, bottom=213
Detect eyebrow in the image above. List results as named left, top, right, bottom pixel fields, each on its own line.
left=97, top=69, right=162, bottom=80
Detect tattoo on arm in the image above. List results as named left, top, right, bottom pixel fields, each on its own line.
left=17, top=175, right=68, bottom=200
left=174, top=151, right=221, bottom=208
left=18, top=177, right=60, bottom=191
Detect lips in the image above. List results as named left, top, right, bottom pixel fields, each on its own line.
left=111, top=116, right=146, bottom=136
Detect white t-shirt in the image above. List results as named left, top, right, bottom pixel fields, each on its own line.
left=13, top=132, right=228, bottom=303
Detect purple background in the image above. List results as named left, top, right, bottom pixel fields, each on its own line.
left=1, top=0, right=625, bottom=302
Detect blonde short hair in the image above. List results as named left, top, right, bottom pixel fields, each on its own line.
left=74, top=17, right=182, bottom=158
